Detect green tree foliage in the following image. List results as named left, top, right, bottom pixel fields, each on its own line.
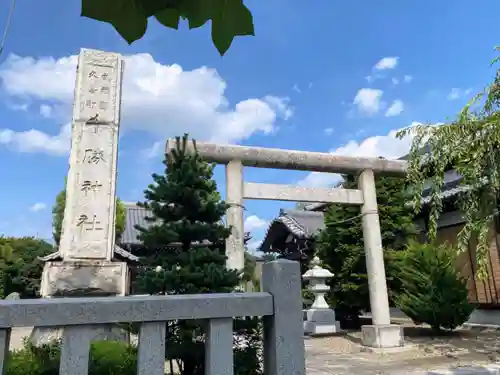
left=242, top=252, right=256, bottom=283
left=51, top=189, right=65, bottom=247
left=81, top=0, right=254, bottom=56
left=241, top=232, right=260, bottom=289
left=0, top=237, right=54, bottom=299
left=52, top=187, right=126, bottom=247
left=133, top=134, right=260, bottom=375
left=6, top=340, right=137, bottom=375
left=316, top=174, right=416, bottom=327
left=398, top=48, right=500, bottom=278
left=393, top=241, right=474, bottom=331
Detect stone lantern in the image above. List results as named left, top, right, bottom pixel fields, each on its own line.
left=302, top=256, right=341, bottom=335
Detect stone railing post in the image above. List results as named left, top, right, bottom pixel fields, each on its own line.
left=262, top=259, right=305, bottom=375
left=225, top=159, right=245, bottom=271
left=302, top=256, right=340, bottom=335
left=358, top=169, right=403, bottom=348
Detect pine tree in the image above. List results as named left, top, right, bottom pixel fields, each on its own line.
left=316, top=174, right=417, bottom=328
left=134, top=135, right=261, bottom=375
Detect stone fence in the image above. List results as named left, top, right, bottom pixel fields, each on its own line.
left=0, top=260, right=305, bottom=375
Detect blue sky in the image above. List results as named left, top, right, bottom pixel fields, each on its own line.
left=0, top=0, right=498, bottom=251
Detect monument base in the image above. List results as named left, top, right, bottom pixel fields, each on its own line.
left=30, top=325, right=129, bottom=346
left=304, top=308, right=342, bottom=336
left=361, top=324, right=404, bottom=348
left=31, top=260, right=131, bottom=347
left=40, top=261, right=129, bottom=297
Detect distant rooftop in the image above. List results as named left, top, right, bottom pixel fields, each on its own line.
left=259, top=209, right=325, bottom=253
left=121, top=203, right=153, bottom=246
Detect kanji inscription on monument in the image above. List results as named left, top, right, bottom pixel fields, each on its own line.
left=76, top=50, right=121, bottom=124
left=81, top=180, right=102, bottom=195
left=59, top=49, right=124, bottom=261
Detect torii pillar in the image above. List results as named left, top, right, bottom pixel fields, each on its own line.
left=358, top=169, right=403, bottom=348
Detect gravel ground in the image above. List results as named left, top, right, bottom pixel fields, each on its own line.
left=9, top=324, right=500, bottom=374
left=306, top=323, right=500, bottom=374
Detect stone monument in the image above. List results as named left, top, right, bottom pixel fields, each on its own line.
left=302, top=256, right=341, bottom=336
left=31, top=48, right=137, bottom=344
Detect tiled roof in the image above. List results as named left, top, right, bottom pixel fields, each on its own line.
left=121, top=203, right=155, bottom=245
left=400, top=149, right=470, bottom=205
left=259, top=209, right=325, bottom=253
left=279, top=209, right=325, bottom=237
left=419, top=169, right=465, bottom=205
left=38, top=245, right=139, bottom=262
left=120, top=203, right=221, bottom=248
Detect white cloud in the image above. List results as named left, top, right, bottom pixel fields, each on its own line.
left=246, top=239, right=262, bottom=253
left=30, top=202, right=47, bottom=212
left=447, top=87, right=472, bottom=101
left=374, top=57, right=399, bottom=71
left=142, top=140, right=163, bottom=159
left=263, top=95, right=293, bottom=120
left=403, top=75, right=413, bottom=83
left=392, top=78, right=399, bottom=85
left=244, top=215, right=269, bottom=232
left=7, top=102, right=29, bottom=112
left=39, top=104, right=53, bottom=118
left=324, top=127, right=334, bottom=136
left=0, top=53, right=292, bottom=155
left=385, top=99, right=404, bottom=117
left=0, top=122, right=71, bottom=155
left=353, top=88, right=383, bottom=115
left=298, top=123, right=421, bottom=187
left=365, top=74, right=385, bottom=84
left=298, top=171, right=341, bottom=188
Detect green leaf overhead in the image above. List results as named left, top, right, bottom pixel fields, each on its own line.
left=155, top=8, right=181, bottom=29
left=81, top=0, right=148, bottom=44
left=211, top=0, right=254, bottom=55
left=178, top=0, right=213, bottom=29
left=80, top=0, right=255, bottom=55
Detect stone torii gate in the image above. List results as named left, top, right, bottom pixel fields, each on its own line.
left=165, top=139, right=407, bottom=349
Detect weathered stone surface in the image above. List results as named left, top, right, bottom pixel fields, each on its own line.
left=29, top=325, right=129, bottom=346
left=33, top=49, right=128, bottom=347
left=304, top=309, right=341, bottom=335
left=225, top=159, right=244, bottom=271
left=359, top=168, right=394, bottom=328
left=5, top=292, right=20, bottom=300
left=40, top=261, right=128, bottom=297
left=305, top=333, right=500, bottom=375
left=1, top=291, right=273, bottom=328
left=261, top=260, right=305, bottom=375
left=166, top=139, right=407, bottom=175
left=59, top=48, right=124, bottom=262
left=243, top=182, right=364, bottom=205
left=361, top=324, right=404, bottom=348
left=303, top=256, right=341, bottom=336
